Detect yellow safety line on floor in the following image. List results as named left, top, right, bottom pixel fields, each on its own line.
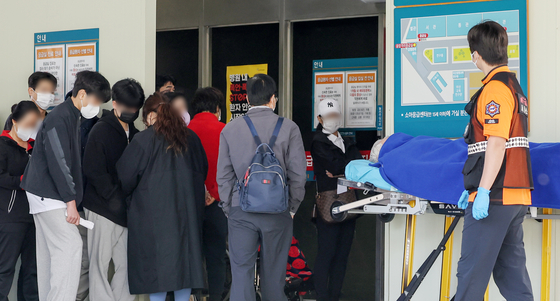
left=439, top=216, right=455, bottom=301
left=401, top=214, right=417, bottom=293
left=541, top=208, right=552, bottom=301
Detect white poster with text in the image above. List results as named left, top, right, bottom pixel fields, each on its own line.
left=34, top=45, right=65, bottom=105
left=314, top=72, right=345, bottom=128
left=66, top=43, right=97, bottom=94
left=345, top=71, right=377, bottom=127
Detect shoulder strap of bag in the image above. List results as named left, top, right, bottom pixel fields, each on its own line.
left=268, top=117, right=284, bottom=149
left=243, top=116, right=262, bottom=146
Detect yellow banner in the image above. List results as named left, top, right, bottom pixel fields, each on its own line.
left=225, top=64, right=268, bottom=122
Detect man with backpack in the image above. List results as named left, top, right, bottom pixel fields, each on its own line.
left=217, top=74, right=306, bottom=301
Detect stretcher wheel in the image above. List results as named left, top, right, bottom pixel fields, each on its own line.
left=379, top=213, right=395, bottom=223
left=330, top=201, right=348, bottom=222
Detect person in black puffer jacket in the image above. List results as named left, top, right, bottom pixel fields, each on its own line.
left=0, top=101, right=41, bottom=301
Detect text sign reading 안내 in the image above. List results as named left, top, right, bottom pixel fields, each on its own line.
left=34, top=28, right=99, bottom=106
left=312, top=57, right=379, bottom=130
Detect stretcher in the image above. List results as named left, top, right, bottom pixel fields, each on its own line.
left=334, top=177, right=558, bottom=301
left=333, top=178, right=463, bottom=220
left=334, top=178, right=462, bottom=301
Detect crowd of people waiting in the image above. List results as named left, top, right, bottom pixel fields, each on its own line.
left=0, top=71, right=359, bottom=301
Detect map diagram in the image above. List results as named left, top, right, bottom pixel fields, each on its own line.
left=399, top=11, right=520, bottom=106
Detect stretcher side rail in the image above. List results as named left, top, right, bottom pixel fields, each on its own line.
left=334, top=178, right=429, bottom=216
left=528, top=214, right=560, bottom=220
left=527, top=207, right=560, bottom=220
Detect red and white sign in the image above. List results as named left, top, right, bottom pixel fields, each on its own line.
left=395, top=43, right=417, bottom=49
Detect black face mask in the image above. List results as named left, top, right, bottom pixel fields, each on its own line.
left=118, top=110, right=139, bottom=124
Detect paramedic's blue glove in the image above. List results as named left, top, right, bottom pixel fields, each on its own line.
left=472, top=187, right=490, bottom=220
left=457, top=190, right=469, bottom=209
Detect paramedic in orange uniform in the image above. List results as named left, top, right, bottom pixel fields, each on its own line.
left=455, top=21, right=534, bottom=301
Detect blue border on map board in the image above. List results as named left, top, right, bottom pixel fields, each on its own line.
left=394, top=0, right=527, bottom=138
left=312, top=57, right=379, bottom=131
left=34, top=28, right=100, bottom=96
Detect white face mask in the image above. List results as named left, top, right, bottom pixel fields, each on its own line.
left=322, top=118, right=341, bottom=134
left=182, top=111, right=191, bottom=125
left=471, top=52, right=478, bottom=69
left=33, top=92, right=55, bottom=110
left=15, top=124, right=35, bottom=142
left=80, top=95, right=100, bottom=119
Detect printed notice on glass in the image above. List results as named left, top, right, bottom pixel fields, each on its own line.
left=313, top=72, right=345, bottom=128
left=66, top=43, right=97, bottom=94
left=345, top=71, right=377, bottom=128
left=34, top=45, right=65, bottom=105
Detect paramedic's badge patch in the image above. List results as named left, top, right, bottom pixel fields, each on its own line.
left=485, top=101, right=500, bottom=118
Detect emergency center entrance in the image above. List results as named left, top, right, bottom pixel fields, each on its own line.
left=156, top=13, right=385, bottom=301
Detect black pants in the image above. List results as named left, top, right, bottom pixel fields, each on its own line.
left=314, top=218, right=356, bottom=301
left=0, top=223, right=38, bottom=301
left=203, top=202, right=228, bottom=301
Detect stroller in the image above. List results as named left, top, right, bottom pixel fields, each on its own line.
left=223, top=236, right=314, bottom=301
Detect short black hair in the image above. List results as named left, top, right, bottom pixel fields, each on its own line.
left=28, top=72, right=57, bottom=90
left=72, top=71, right=111, bottom=103
left=11, top=100, right=40, bottom=122
left=112, top=78, right=145, bottom=109
left=468, top=20, right=509, bottom=66
left=246, top=74, right=276, bottom=107
left=191, top=87, right=224, bottom=115
left=156, top=75, right=176, bottom=91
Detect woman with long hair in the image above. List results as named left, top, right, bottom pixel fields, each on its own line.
left=116, top=92, right=208, bottom=301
